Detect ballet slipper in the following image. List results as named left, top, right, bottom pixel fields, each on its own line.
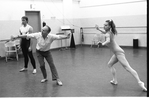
left=138, top=82, right=147, bottom=92
left=110, top=80, right=118, bottom=85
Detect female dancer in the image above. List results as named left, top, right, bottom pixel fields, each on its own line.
left=95, top=20, right=147, bottom=91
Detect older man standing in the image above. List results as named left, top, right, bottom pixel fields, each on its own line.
left=11, top=25, right=70, bottom=86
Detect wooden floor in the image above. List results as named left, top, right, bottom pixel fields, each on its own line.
left=0, top=45, right=147, bottom=97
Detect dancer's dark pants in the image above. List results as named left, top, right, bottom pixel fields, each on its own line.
left=21, top=38, right=36, bottom=69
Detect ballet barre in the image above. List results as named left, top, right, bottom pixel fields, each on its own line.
left=0, top=39, right=11, bottom=43
left=80, top=26, right=146, bottom=45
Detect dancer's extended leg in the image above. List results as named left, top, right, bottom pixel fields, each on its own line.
left=116, top=52, right=147, bottom=91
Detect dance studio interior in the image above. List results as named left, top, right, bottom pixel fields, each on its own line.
left=0, top=0, right=147, bottom=97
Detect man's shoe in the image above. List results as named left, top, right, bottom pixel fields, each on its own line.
left=56, top=79, right=63, bottom=86
left=32, top=69, right=37, bottom=74
left=41, top=79, right=48, bottom=83
left=19, top=68, right=27, bottom=72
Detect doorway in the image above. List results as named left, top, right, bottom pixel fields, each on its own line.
left=25, top=11, right=41, bottom=53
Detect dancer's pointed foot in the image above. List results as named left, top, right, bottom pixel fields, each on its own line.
left=138, top=82, right=147, bottom=92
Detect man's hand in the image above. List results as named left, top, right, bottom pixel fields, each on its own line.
left=67, top=33, right=71, bottom=38
left=28, top=46, right=32, bottom=51
left=26, top=32, right=29, bottom=34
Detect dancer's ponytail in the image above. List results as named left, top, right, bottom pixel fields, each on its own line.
left=106, top=20, right=117, bottom=35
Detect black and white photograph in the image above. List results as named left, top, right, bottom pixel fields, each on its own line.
left=0, top=0, right=147, bottom=98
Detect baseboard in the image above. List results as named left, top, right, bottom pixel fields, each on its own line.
left=0, top=45, right=78, bottom=59
left=80, top=44, right=147, bottom=49
left=119, top=46, right=147, bottom=49
left=0, top=44, right=146, bottom=60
